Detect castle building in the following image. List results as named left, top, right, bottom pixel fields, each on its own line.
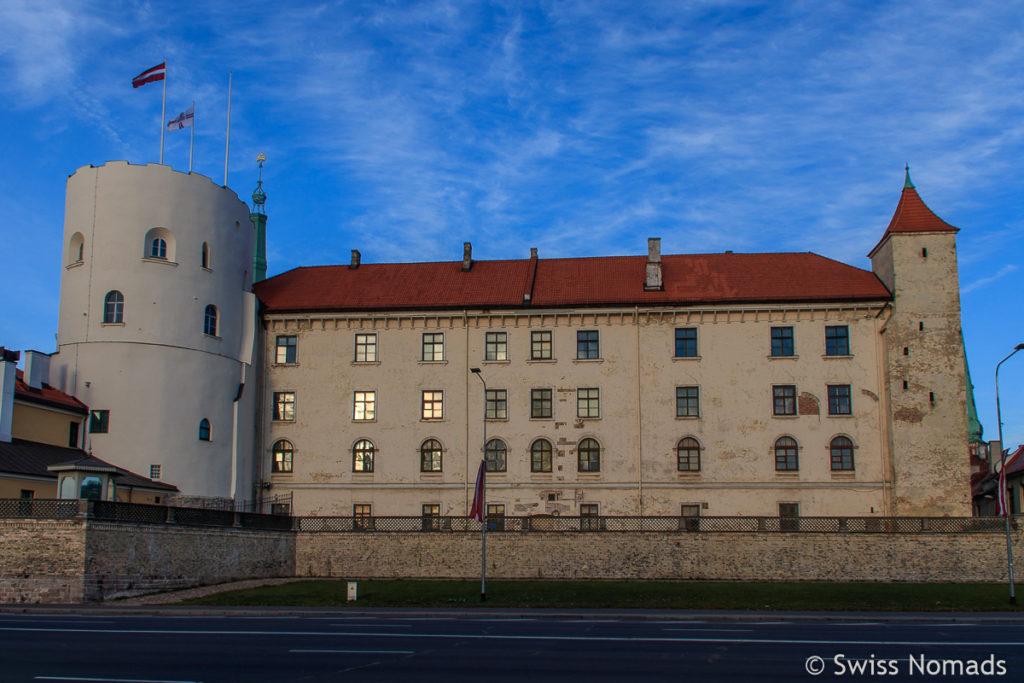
left=252, top=171, right=971, bottom=518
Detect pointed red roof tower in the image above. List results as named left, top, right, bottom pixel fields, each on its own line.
left=868, top=167, right=958, bottom=258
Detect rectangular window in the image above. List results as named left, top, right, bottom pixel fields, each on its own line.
left=779, top=502, right=800, bottom=531
left=825, top=325, right=850, bottom=356
left=485, top=331, right=508, bottom=361
left=421, top=332, right=444, bottom=361
left=68, top=421, right=79, bottom=448
left=576, top=330, right=600, bottom=359
left=487, top=503, right=505, bottom=531
left=270, top=503, right=291, bottom=515
left=421, top=503, right=441, bottom=531
left=675, top=386, right=700, bottom=418
left=680, top=504, right=701, bottom=531
left=531, top=330, right=553, bottom=360
left=353, top=391, right=376, bottom=421
left=273, top=392, right=295, bottom=421
left=150, top=464, right=161, bottom=480
left=89, top=410, right=109, bottom=434
left=531, top=388, right=553, bottom=419
left=354, top=333, right=377, bottom=362
left=577, top=388, right=600, bottom=418
left=353, top=504, right=374, bottom=531
left=772, top=385, right=796, bottom=416
left=828, top=384, right=852, bottom=415
left=771, top=326, right=794, bottom=357
left=421, top=390, right=443, bottom=420
left=485, top=389, right=507, bottom=420
left=674, top=328, right=698, bottom=358
left=275, top=335, right=297, bottom=364
left=20, top=489, right=34, bottom=499
left=580, top=503, right=601, bottom=531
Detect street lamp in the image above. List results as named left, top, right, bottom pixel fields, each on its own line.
left=995, top=343, right=1024, bottom=605
left=470, top=367, right=487, bottom=602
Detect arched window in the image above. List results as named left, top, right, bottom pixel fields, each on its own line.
left=79, top=476, right=102, bottom=500
left=150, top=237, right=167, bottom=259
left=774, top=436, right=799, bottom=471
left=485, top=438, right=507, bottom=472
left=830, top=436, right=855, bottom=471
left=204, top=305, right=218, bottom=336
left=198, top=418, right=211, bottom=441
left=531, top=439, right=552, bottom=473
left=69, top=232, right=84, bottom=264
left=143, top=227, right=175, bottom=261
left=420, top=439, right=443, bottom=472
left=578, top=438, right=601, bottom=472
left=676, top=437, right=701, bottom=472
left=201, top=242, right=210, bottom=269
left=272, top=440, right=293, bottom=473
left=353, top=439, right=375, bottom=472
left=103, top=290, right=124, bottom=323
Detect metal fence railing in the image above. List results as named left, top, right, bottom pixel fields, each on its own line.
left=0, top=499, right=294, bottom=531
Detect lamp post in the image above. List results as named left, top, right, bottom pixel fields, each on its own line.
left=996, top=343, right=1024, bottom=605
left=470, top=367, right=487, bottom=602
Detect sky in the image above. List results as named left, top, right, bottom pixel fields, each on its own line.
left=0, top=0, right=1022, bottom=448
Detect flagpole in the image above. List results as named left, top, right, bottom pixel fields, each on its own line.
left=159, top=71, right=167, bottom=165
left=996, top=344, right=1024, bottom=604
left=224, top=72, right=232, bottom=186
left=189, top=100, right=195, bottom=173
left=470, top=368, right=488, bottom=602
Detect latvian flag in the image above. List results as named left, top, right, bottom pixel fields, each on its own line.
left=132, top=62, right=166, bottom=88
left=469, top=459, right=486, bottom=522
left=998, top=450, right=1009, bottom=516
left=168, top=105, right=194, bottom=131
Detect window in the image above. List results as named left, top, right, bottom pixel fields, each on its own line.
left=676, top=386, right=700, bottom=418
left=774, top=436, right=799, bottom=471
left=830, top=436, right=855, bottom=471
left=485, top=439, right=507, bottom=472
left=272, top=440, right=293, bottom=473
left=19, top=489, right=34, bottom=499
left=354, top=333, right=377, bottom=362
left=198, top=418, right=211, bottom=441
left=674, top=328, right=698, bottom=358
left=103, top=291, right=124, bottom=324
left=828, top=385, right=852, bottom=415
left=771, top=326, right=794, bottom=357
left=89, top=410, right=109, bottom=434
left=531, top=388, right=553, bottom=419
left=485, top=389, right=507, bottom=420
left=681, top=504, right=701, bottom=531
left=273, top=392, right=295, bottom=421
left=487, top=504, right=505, bottom=531
left=485, top=331, right=508, bottom=361
left=825, top=325, right=850, bottom=356
left=531, top=331, right=552, bottom=360
left=353, top=391, right=376, bottom=421
left=577, top=388, right=600, bottom=419
left=201, top=242, right=210, bottom=269
left=779, top=502, right=800, bottom=531
left=353, top=439, right=375, bottom=472
left=353, top=504, right=373, bottom=530
left=420, top=439, right=443, bottom=472
left=676, top=437, right=701, bottom=472
left=69, top=232, right=84, bottom=264
left=773, top=385, right=796, bottom=416
left=150, top=237, right=167, bottom=259
left=150, top=464, right=162, bottom=480
left=580, top=503, right=601, bottom=530
left=421, top=504, right=441, bottom=530
left=422, top=332, right=444, bottom=361
left=68, top=421, right=79, bottom=448
left=204, top=305, right=218, bottom=336
left=421, top=391, right=443, bottom=420
left=577, top=330, right=600, bottom=359
left=578, top=438, right=601, bottom=472
left=531, top=439, right=553, bottom=473
left=275, top=335, right=297, bottom=364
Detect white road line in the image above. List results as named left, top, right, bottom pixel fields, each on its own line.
left=329, top=623, right=411, bottom=628
left=35, top=677, right=200, bottom=683
left=663, top=628, right=754, bottom=633
left=291, top=649, right=414, bottom=654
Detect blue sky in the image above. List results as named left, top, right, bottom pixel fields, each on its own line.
left=1, top=0, right=1022, bottom=448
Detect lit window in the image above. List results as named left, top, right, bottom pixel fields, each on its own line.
left=531, top=439, right=553, bottom=473
left=89, top=410, right=109, bottom=434
left=773, top=385, right=796, bottom=416
left=531, top=388, right=552, bottom=419
left=485, top=331, right=508, bottom=361
left=676, top=386, right=700, bottom=418
left=421, top=504, right=441, bottom=530
left=150, top=237, right=167, bottom=259
left=485, top=439, right=507, bottom=472
left=828, top=385, right=852, bottom=415
left=577, top=438, right=601, bottom=472
left=355, top=333, right=377, bottom=362
left=273, top=392, right=295, bottom=421
left=275, top=335, right=297, bottom=364
left=271, top=440, right=293, bottom=473
left=487, top=503, right=505, bottom=531
left=577, top=388, right=600, bottom=419
left=774, top=436, right=799, bottom=471
left=771, top=326, right=794, bottom=357
left=422, top=333, right=444, bottom=361
left=103, top=291, right=124, bottom=324
left=353, top=439, right=374, bottom=472
left=485, top=389, right=507, bottom=420
left=203, top=305, right=218, bottom=336
left=676, top=437, right=701, bottom=472
left=421, top=391, right=443, bottom=420
left=353, top=391, right=376, bottom=421
left=825, top=325, right=850, bottom=356
left=420, top=439, right=443, bottom=472
left=198, top=418, right=211, bottom=441
left=531, top=331, right=552, bottom=360
left=674, top=328, right=698, bottom=357
left=353, top=504, right=373, bottom=530
left=577, top=330, right=600, bottom=359
left=830, top=436, right=855, bottom=471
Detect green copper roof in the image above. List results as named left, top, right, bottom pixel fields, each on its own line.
left=904, top=164, right=915, bottom=190
left=965, top=344, right=984, bottom=443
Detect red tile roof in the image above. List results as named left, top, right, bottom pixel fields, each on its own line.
left=15, top=370, right=88, bottom=415
left=868, top=185, right=957, bottom=257
left=255, top=251, right=891, bottom=313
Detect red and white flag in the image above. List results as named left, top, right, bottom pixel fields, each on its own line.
left=132, top=62, right=166, bottom=88
left=167, top=105, right=194, bottom=131
left=998, top=450, right=1010, bottom=516
left=469, top=459, right=486, bottom=522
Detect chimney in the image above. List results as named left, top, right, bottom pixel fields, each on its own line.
left=530, top=247, right=538, bottom=259
left=462, top=242, right=473, bottom=271
left=349, top=249, right=361, bottom=269
left=644, top=237, right=663, bottom=291
left=0, top=347, right=20, bottom=443
left=24, top=351, right=51, bottom=389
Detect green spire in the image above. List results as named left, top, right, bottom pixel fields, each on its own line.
left=904, top=164, right=915, bottom=190
left=964, top=342, right=984, bottom=443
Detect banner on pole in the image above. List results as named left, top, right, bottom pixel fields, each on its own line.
left=168, top=105, right=194, bottom=131
left=469, top=460, right=485, bottom=522
left=132, top=62, right=166, bottom=88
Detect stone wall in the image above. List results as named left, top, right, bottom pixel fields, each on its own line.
left=0, top=519, right=86, bottom=603
left=296, top=528, right=1023, bottom=583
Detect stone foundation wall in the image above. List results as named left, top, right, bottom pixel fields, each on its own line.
left=0, top=519, right=86, bottom=603
left=296, top=529, right=1023, bottom=582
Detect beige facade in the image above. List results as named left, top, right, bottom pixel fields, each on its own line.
left=11, top=402, right=82, bottom=450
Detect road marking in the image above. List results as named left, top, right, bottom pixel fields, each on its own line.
left=329, top=623, right=411, bottom=628
left=35, top=677, right=200, bottom=683
left=291, top=649, right=414, bottom=654
left=663, top=628, right=753, bottom=633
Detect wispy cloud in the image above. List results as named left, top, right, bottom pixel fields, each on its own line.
left=962, top=264, right=1019, bottom=295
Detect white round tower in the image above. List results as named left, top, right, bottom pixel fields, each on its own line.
left=51, top=161, right=258, bottom=502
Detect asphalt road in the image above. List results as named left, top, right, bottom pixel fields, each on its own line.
left=1, top=611, right=1023, bottom=682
